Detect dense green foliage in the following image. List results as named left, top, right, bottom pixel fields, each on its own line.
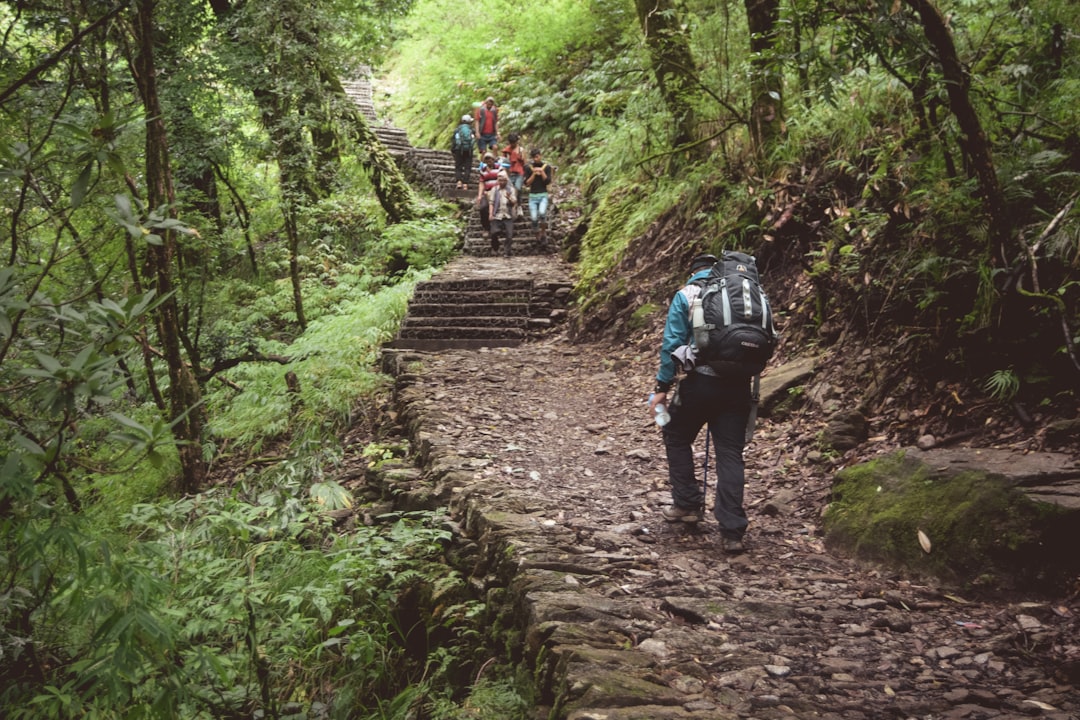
left=0, top=1, right=481, bottom=717
left=3, top=0, right=1080, bottom=716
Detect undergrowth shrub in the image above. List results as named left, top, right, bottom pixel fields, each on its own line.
left=1, top=478, right=464, bottom=719
left=205, top=272, right=428, bottom=448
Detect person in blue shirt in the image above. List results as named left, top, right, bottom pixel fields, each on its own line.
left=649, top=253, right=752, bottom=554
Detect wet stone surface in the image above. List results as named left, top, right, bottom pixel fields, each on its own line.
left=379, top=336, right=1079, bottom=720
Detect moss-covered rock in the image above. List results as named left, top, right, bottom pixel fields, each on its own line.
left=822, top=450, right=1078, bottom=594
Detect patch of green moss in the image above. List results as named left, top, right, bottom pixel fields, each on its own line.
left=576, top=186, right=646, bottom=298
left=823, top=451, right=1075, bottom=593
left=628, top=302, right=661, bottom=331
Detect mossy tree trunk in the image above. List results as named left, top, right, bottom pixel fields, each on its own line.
left=633, top=0, right=703, bottom=166
left=130, top=0, right=207, bottom=494
left=744, top=0, right=784, bottom=154
left=324, top=71, right=418, bottom=224
left=904, top=0, right=1010, bottom=264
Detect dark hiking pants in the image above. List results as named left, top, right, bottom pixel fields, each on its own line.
left=662, top=371, right=751, bottom=538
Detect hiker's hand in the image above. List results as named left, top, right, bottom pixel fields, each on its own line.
left=649, top=391, right=667, bottom=413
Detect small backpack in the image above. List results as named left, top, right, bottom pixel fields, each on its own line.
left=452, top=124, right=474, bottom=153
left=689, top=251, right=778, bottom=376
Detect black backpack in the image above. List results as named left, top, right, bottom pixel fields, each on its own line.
left=690, top=251, right=778, bottom=376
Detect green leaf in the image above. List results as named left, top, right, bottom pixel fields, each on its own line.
left=69, top=345, right=95, bottom=372
left=12, top=434, right=45, bottom=459
left=309, top=481, right=353, bottom=510
left=71, top=164, right=93, bottom=209
left=32, top=351, right=63, bottom=373
left=114, top=193, right=133, bottom=218
left=109, top=412, right=152, bottom=435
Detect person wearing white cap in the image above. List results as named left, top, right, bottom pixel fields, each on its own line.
left=451, top=114, right=475, bottom=189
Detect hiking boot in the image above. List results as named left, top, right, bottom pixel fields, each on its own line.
left=661, top=505, right=704, bottom=524
left=720, top=536, right=746, bottom=554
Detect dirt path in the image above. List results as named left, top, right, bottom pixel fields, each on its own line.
left=385, top=329, right=1078, bottom=719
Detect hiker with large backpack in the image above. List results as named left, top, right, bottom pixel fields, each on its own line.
left=451, top=114, right=475, bottom=190
left=648, top=251, right=779, bottom=554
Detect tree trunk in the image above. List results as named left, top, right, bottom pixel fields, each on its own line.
left=255, top=84, right=312, bottom=327
left=633, top=0, right=702, bottom=164
left=130, top=0, right=207, bottom=494
left=324, top=72, right=417, bottom=223
left=904, top=0, right=1010, bottom=263
left=284, top=201, right=307, bottom=329
left=744, top=0, right=784, bottom=153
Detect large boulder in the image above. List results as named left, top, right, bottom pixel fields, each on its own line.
left=823, top=448, right=1080, bottom=594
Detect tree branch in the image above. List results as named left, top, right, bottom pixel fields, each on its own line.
left=0, top=4, right=127, bottom=107
left=197, top=352, right=294, bottom=383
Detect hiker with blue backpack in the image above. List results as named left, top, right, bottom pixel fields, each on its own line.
left=648, top=252, right=778, bottom=554
left=451, top=114, right=475, bottom=190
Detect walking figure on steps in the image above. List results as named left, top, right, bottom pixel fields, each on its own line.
left=525, top=148, right=554, bottom=249
left=475, top=152, right=501, bottom=234
left=487, top=171, right=517, bottom=258
left=503, top=133, right=526, bottom=200
left=474, top=97, right=499, bottom=154
left=451, top=114, right=475, bottom=190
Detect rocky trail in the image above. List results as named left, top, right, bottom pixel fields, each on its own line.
left=376, top=328, right=1078, bottom=720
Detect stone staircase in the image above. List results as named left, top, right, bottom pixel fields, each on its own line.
left=386, top=257, right=572, bottom=350
left=343, top=71, right=572, bottom=352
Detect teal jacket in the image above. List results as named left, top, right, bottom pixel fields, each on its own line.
left=656, top=269, right=711, bottom=387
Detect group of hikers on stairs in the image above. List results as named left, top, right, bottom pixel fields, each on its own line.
left=450, top=96, right=555, bottom=257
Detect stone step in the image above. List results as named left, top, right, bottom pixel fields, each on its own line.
left=411, top=148, right=454, bottom=160
left=402, top=315, right=528, bottom=329
left=396, top=325, right=527, bottom=341
left=408, top=302, right=530, bottom=317
left=463, top=238, right=555, bottom=256
left=416, top=276, right=532, bottom=290
left=384, top=337, right=523, bottom=350
left=410, top=292, right=530, bottom=307
left=374, top=126, right=409, bottom=140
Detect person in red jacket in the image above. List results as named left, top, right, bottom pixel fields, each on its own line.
left=502, top=133, right=526, bottom=198
left=474, top=97, right=499, bottom=153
